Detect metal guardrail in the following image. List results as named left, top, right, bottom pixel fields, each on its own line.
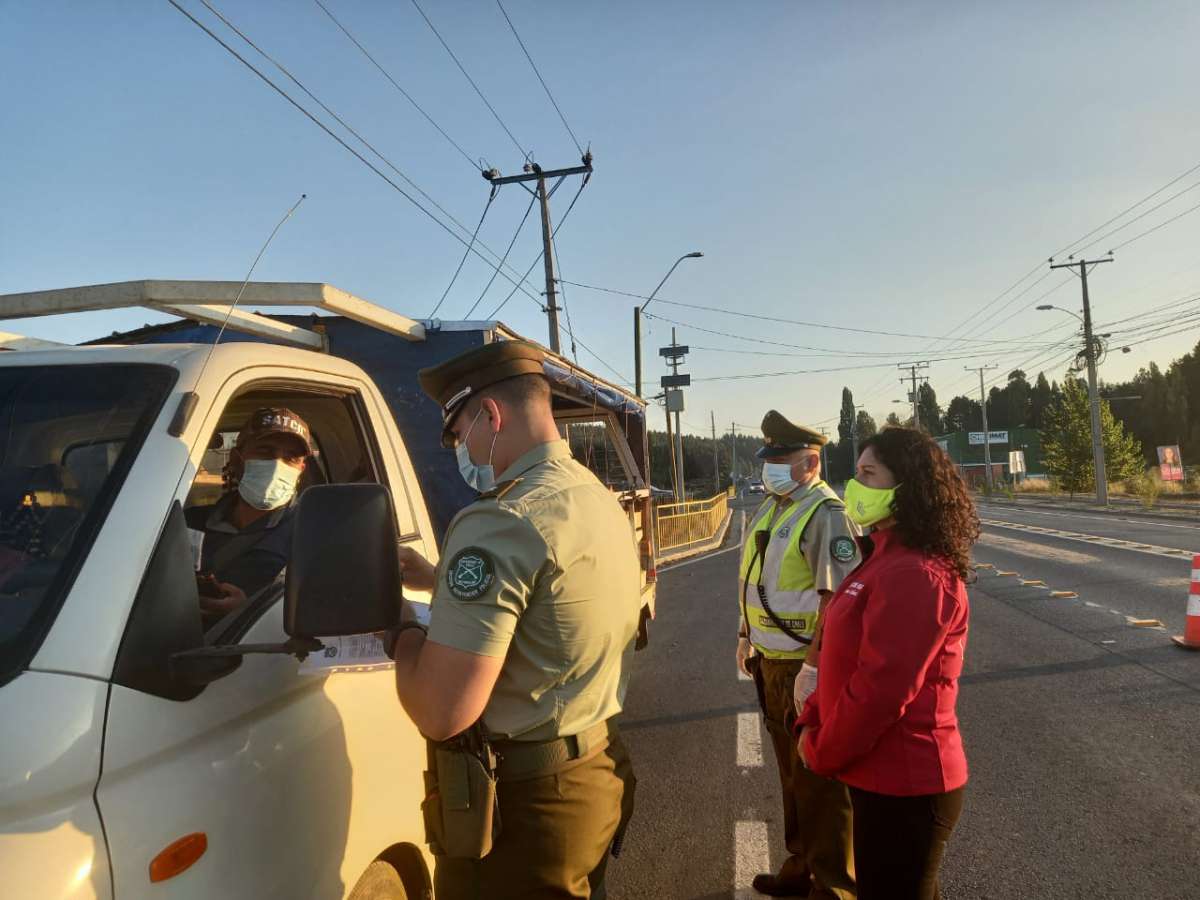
left=655, top=491, right=730, bottom=553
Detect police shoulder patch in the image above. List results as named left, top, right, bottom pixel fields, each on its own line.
left=830, top=535, right=858, bottom=563
left=446, top=547, right=497, bottom=601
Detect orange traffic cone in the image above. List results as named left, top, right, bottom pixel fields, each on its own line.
left=1172, top=554, right=1200, bottom=650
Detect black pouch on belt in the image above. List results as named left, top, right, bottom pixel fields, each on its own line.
left=421, top=725, right=500, bottom=859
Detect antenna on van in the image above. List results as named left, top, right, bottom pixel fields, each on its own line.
left=193, top=193, right=308, bottom=387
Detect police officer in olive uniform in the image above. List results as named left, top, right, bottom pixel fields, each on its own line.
left=738, top=411, right=860, bottom=899
left=386, top=340, right=640, bottom=900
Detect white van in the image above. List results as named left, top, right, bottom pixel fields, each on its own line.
left=0, top=281, right=657, bottom=899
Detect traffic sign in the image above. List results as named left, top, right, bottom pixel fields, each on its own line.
left=661, top=374, right=691, bottom=388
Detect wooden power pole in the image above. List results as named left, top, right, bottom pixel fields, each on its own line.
left=484, top=153, right=592, bottom=353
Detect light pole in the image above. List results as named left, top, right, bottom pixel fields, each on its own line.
left=634, top=252, right=703, bottom=397
left=1038, top=299, right=1108, bottom=503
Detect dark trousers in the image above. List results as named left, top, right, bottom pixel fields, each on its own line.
left=753, top=656, right=856, bottom=899
left=434, top=733, right=635, bottom=900
left=848, top=785, right=965, bottom=900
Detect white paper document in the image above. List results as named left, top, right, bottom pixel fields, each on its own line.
left=298, top=602, right=431, bottom=674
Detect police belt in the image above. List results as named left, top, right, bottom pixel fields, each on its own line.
left=491, top=719, right=616, bottom=782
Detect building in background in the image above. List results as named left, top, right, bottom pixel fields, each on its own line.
left=935, top=427, right=1044, bottom=488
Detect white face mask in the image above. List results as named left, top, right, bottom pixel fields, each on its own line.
left=762, top=458, right=817, bottom=496
left=762, top=462, right=799, bottom=496
left=238, top=458, right=302, bottom=510
left=456, top=408, right=499, bottom=493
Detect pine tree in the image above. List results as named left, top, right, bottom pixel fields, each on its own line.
left=1042, top=378, right=1144, bottom=494
left=916, top=382, right=942, bottom=434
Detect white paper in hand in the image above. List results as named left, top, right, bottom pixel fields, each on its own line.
left=298, top=602, right=431, bottom=674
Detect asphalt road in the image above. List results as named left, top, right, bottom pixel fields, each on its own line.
left=607, top=500, right=1200, bottom=899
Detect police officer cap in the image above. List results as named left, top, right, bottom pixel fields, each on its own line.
left=756, top=410, right=828, bottom=459
left=418, top=339, right=547, bottom=447
left=236, top=407, right=312, bottom=455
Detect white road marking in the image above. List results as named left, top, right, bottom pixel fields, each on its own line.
left=733, top=820, right=770, bottom=899
left=980, top=519, right=1194, bottom=561
left=978, top=503, right=1200, bottom=532
left=737, top=712, right=764, bottom=768
left=658, top=544, right=739, bottom=572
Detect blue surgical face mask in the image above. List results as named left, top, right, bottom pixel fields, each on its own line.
left=456, top=408, right=498, bottom=493
left=238, top=458, right=302, bottom=510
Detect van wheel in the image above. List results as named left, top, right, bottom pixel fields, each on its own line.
left=347, top=860, right=410, bottom=900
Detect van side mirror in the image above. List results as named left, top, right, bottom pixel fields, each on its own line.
left=170, top=484, right=402, bottom=688
left=285, top=483, right=403, bottom=638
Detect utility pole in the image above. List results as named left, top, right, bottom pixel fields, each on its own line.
left=819, top=426, right=830, bottom=478
left=850, top=403, right=864, bottom=474
left=711, top=411, right=719, bottom=495
left=965, top=365, right=999, bottom=492
left=1049, top=256, right=1114, bottom=505
left=731, top=421, right=738, bottom=493
left=898, top=362, right=930, bottom=431
left=484, top=153, right=593, bottom=353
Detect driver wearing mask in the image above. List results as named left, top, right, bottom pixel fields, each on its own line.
left=186, top=407, right=311, bottom=618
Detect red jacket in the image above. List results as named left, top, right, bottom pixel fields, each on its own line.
left=799, top=527, right=969, bottom=796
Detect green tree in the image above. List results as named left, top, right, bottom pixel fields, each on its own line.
left=1030, top=372, right=1054, bottom=429
left=944, top=395, right=981, bottom=432
left=884, top=411, right=903, bottom=427
left=916, top=382, right=942, bottom=434
left=1042, top=378, right=1144, bottom=494
left=856, top=410, right=878, bottom=440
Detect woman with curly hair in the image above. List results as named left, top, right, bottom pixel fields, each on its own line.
left=796, top=426, right=979, bottom=900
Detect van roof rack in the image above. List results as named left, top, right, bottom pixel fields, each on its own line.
left=0, top=280, right=426, bottom=351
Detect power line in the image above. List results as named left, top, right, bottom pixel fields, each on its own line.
left=312, top=0, right=482, bottom=171
left=429, top=189, right=497, bottom=318
left=409, top=0, right=528, bottom=160
left=643, top=312, right=1063, bottom=359
left=1111, top=197, right=1200, bottom=254
left=1074, top=179, right=1200, bottom=257
left=563, top=280, right=1063, bottom=345
left=463, top=192, right=538, bottom=317
left=1053, top=157, right=1200, bottom=259
left=494, top=0, right=583, bottom=155
left=197, top=0, right=484, bottom=250
left=488, top=177, right=589, bottom=318
left=168, top=0, right=545, bottom=310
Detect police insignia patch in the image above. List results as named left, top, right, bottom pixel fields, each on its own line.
left=446, top=547, right=496, bottom=601
left=831, top=536, right=857, bottom=563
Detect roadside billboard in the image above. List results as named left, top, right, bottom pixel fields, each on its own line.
left=1157, top=445, right=1183, bottom=482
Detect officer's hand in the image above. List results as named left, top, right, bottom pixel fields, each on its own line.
left=397, top=544, right=436, bottom=592
left=793, top=662, right=819, bottom=717
left=736, top=637, right=755, bottom=678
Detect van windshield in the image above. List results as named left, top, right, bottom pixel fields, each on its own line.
left=0, top=364, right=175, bottom=685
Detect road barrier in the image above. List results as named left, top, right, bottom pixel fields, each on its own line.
left=1172, top=554, right=1200, bottom=650
left=655, top=491, right=730, bottom=554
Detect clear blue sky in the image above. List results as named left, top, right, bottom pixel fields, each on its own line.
left=4, top=0, right=1200, bottom=438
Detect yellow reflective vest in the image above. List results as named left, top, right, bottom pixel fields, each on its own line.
left=739, top=482, right=839, bottom=660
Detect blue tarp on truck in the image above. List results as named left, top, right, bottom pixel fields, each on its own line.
left=96, top=316, right=649, bottom=542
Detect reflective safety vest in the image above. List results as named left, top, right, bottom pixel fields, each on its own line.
left=739, top=482, right=840, bottom=660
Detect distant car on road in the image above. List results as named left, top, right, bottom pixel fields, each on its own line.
left=747, top=480, right=765, bottom=495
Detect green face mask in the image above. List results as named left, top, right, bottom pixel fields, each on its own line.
left=844, top=478, right=898, bottom=527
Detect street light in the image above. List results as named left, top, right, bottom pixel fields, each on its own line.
left=634, top=252, right=703, bottom=397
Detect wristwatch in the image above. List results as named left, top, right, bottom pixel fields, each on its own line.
left=383, top=621, right=429, bottom=659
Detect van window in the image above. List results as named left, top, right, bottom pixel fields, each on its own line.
left=0, top=364, right=176, bottom=686
left=182, top=386, right=385, bottom=637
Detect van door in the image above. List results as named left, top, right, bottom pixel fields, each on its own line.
left=95, top=374, right=431, bottom=899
